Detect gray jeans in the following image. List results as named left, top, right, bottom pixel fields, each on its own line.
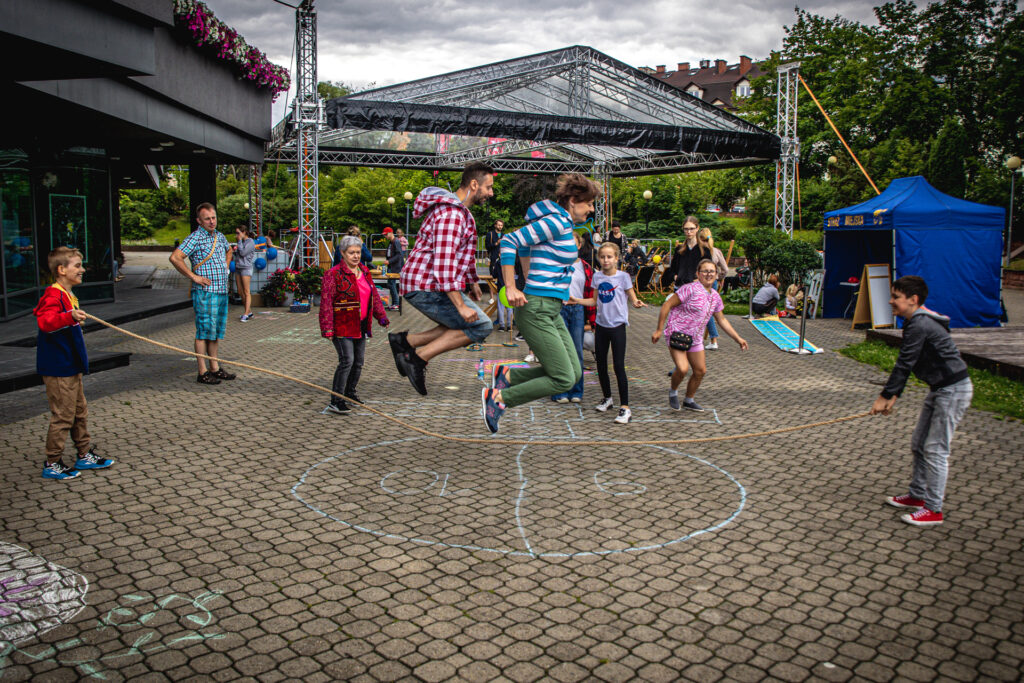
left=908, top=378, right=972, bottom=512
left=331, top=336, right=366, bottom=405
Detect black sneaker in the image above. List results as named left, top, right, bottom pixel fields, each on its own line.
left=398, top=351, right=428, bottom=396
left=388, top=332, right=410, bottom=377
left=197, top=371, right=221, bottom=385
left=346, top=392, right=362, bottom=405
left=325, top=402, right=350, bottom=415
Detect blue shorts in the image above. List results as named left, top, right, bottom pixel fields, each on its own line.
left=193, top=289, right=228, bottom=340
left=404, top=290, right=493, bottom=343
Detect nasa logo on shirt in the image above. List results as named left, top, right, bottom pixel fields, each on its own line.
left=597, top=280, right=618, bottom=304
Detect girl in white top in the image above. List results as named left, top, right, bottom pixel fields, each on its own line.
left=571, top=242, right=646, bottom=424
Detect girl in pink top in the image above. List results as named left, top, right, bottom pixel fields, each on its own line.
left=652, top=258, right=747, bottom=412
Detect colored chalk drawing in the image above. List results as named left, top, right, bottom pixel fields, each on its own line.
left=293, top=424, right=745, bottom=558
left=0, top=543, right=88, bottom=646
left=1, top=587, right=226, bottom=679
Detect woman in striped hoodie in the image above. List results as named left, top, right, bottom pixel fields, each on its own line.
left=482, top=174, right=601, bottom=433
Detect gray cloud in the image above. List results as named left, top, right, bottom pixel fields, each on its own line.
left=202, top=0, right=882, bottom=120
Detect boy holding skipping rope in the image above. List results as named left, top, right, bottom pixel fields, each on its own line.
left=871, top=276, right=972, bottom=527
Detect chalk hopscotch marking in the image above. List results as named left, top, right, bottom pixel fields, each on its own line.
left=292, top=436, right=746, bottom=559
left=0, top=543, right=88, bottom=646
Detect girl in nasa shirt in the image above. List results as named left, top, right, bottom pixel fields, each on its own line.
left=570, top=242, right=646, bottom=424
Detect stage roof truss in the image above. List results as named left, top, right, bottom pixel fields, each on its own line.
left=266, top=45, right=780, bottom=176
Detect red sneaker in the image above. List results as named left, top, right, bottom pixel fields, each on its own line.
left=886, top=494, right=925, bottom=509
left=902, top=508, right=943, bottom=526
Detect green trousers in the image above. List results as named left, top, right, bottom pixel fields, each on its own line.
left=502, top=295, right=582, bottom=408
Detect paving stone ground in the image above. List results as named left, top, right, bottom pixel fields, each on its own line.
left=1, top=298, right=1022, bottom=682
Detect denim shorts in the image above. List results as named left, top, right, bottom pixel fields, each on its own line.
left=193, top=289, right=228, bottom=340
left=404, top=290, right=493, bottom=343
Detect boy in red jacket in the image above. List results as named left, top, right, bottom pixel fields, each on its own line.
left=33, top=247, right=115, bottom=480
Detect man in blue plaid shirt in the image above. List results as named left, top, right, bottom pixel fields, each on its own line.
left=170, top=203, right=236, bottom=385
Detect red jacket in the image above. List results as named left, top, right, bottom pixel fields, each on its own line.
left=319, top=263, right=389, bottom=338
left=581, top=259, right=596, bottom=328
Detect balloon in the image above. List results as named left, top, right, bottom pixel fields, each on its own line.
left=498, top=286, right=510, bottom=308
left=266, top=247, right=278, bottom=260
left=229, top=260, right=236, bottom=273
left=652, top=255, right=661, bottom=264
left=254, top=257, right=267, bottom=271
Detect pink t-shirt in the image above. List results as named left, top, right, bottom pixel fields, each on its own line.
left=356, top=274, right=372, bottom=320
left=664, top=281, right=723, bottom=339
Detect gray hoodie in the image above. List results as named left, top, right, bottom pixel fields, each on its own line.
left=881, top=307, right=969, bottom=399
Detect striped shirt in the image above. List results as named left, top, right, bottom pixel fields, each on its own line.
left=499, top=200, right=578, bottom=301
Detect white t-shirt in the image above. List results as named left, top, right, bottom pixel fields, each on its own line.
left=568, top=260, right=586, bottom=300
left=592, top=270, right=633, bottom=327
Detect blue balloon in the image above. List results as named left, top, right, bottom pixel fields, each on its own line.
left=266, top=247, right=278, bottom=261
left=254, top=257, right=267, bottom=271
left=229, top=260, right=236, bottom=273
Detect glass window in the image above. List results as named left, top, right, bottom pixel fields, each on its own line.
left=1, top=149, right=37, bottom=297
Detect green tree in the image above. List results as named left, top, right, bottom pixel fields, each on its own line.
left=926, top=118, right=969, bottom=197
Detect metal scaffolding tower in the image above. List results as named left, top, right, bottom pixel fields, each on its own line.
left=247, top=163, right=263, bottom=236
left=291, top=0, right=325, bottom=268
left=774, top=62, right=800, bottom=237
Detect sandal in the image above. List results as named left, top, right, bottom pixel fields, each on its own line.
left=211, top=368, right=236, bottom=380
left=197, top=371, right=221, bottom=385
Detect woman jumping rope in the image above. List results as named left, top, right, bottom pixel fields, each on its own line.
left=482, top=174, right=601, bottom=434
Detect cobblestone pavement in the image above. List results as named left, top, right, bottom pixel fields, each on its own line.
left=1, top=301, right=1022, bottom=682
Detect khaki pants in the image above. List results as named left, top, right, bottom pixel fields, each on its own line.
left=43, top=374, right=90, bottom=460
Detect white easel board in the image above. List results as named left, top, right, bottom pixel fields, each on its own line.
left=851, top=263, right=894, bottom=329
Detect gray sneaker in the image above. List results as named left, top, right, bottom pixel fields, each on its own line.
left=669, top=394, right=680, bottom=410
left=682, top=398, right=705, bottom=412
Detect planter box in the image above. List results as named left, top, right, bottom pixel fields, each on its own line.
left=1004, top=269, right=1024, bottom=290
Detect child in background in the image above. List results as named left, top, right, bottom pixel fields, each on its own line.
left=571, top=242, right=646, bottom=424
left=784, top=283, right=804, bottom=318
left=33, top=247, right=115, bottom=480
left=871, top=276, right=972, bottom=527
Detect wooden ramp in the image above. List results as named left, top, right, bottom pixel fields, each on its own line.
left=867, top=327, right=1024, bottom=382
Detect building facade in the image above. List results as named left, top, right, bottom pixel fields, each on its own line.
left=642, top=56, right=765, bottom=110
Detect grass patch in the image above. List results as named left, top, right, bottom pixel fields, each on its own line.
left=840, top=340, right=1024, bottom=420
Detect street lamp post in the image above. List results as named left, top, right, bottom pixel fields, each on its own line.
left=403, top=191, right=413, bottom=236
left=1008, top=156, right=1022, bottom=268
left=387, top=196, right=395, bottom=226
left=642, top=189, right=653, bottom=233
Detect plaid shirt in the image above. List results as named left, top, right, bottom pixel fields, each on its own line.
left=400, top=188, right=479, bottom=293
left=179, top=228, right=230, bottom=293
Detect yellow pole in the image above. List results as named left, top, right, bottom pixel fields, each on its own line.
left=799, top=74, right=880, bottom=195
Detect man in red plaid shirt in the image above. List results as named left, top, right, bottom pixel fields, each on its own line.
left=390, top=162, right=495, bottom=395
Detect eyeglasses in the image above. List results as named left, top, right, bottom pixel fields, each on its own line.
left=698, top=270, right=717, bottom=275
left=683, top=227, right=698, bottom=232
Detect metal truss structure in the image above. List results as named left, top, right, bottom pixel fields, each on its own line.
left=290, top=0, right=325, bottom=268
left=774, top=62, right=801, bottom=237
left=266, top=45, right=780, bottom=233
left=247, top=163, right=262, bottom=236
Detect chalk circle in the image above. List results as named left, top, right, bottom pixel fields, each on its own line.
left=444, top=386, right=460, bottom=391
left=293, top=436, right=745, bottom=558
left=0, top=542, right=89, bottom=645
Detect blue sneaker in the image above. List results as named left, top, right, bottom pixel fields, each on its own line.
left=75, top=450, right=115, bottom=470
left=492, top=364, right=511, bottom=392
left=482, top=388, right=505, bottom=434
left=43, top=460, right=80, bottom=480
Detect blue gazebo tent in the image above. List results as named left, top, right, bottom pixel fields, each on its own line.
left=823, top=176, right=1004, bottom=328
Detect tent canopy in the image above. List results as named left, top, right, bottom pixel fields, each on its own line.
left=268, top=45, right=780, bottom=175
left=823, top=176, right=1004, bottom=328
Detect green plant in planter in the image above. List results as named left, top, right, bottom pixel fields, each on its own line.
left=260, top=268, right=300, bottom=307
left=295, top=266, right=325, bottom=299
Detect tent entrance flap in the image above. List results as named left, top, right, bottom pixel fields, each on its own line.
left=823, top=231, right=892, bottom=319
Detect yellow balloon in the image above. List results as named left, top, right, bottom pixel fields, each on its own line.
left=652, top=255, right=661, bottom=264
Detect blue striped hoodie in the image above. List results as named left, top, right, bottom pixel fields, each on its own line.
left=499, top=200, right=578, bottom=302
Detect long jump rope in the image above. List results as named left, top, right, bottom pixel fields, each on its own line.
left=84, top=312, right=872, bottom=447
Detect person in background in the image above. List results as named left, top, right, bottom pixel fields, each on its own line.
left=233, top=226, right=256, bottom=322
left=396, top=228, right=409, bottom=252
left=551, top=231, right=594, bottom=404
left=784, top=282, right=805, bottom=318
left=605, top=220, right=625, bottom=261
left=319, top=236, right=390, bottom=414
left=752, top=274, right=781, bottom=317
left=697, top=227, right=728, bottom=349
left=383, top=226, right=403, bottom=311
left=254, top=229, right=276, bottom=252
left=485, top=219, right=505, bottom=307
left=672, top=216, right=711, bottom=288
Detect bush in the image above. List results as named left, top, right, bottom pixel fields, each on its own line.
left=715, top=222, right=737, bottom=242
left=736, top=226, right=782, bottom=283
left=761, top=239, right=823, bottom=289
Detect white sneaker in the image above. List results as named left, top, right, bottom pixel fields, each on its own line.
left=705, top=342, right=718, bottom=350
left=569, top=397, right=581, bottom=403
left=525, top=353, right=537, bottom=362
left=614, top=407, right=631, bottom=424
left=595, top=397, right=613, bottom=412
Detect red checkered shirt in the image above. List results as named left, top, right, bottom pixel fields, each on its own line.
left=400, top=188, right=480, bottom=293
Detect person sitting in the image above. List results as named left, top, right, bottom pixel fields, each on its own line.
left=751, top=274, right=781, bottom=317
left=784, top=283, right=805, bottom=318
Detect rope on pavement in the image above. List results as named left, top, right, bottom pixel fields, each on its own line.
left=84, top=312, right=872, bottom=447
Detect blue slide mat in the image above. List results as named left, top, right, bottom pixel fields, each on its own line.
left=748, top=317, right=823, bottom=354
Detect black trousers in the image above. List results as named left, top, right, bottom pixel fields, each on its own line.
left=752, top=296, right=779, bottom=315
left=331, top=335, right=366, bottom=404
left=595, top=323, right=628, bottom=405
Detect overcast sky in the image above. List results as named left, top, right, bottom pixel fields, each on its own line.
left=201, top=0, right=882, bottom=121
